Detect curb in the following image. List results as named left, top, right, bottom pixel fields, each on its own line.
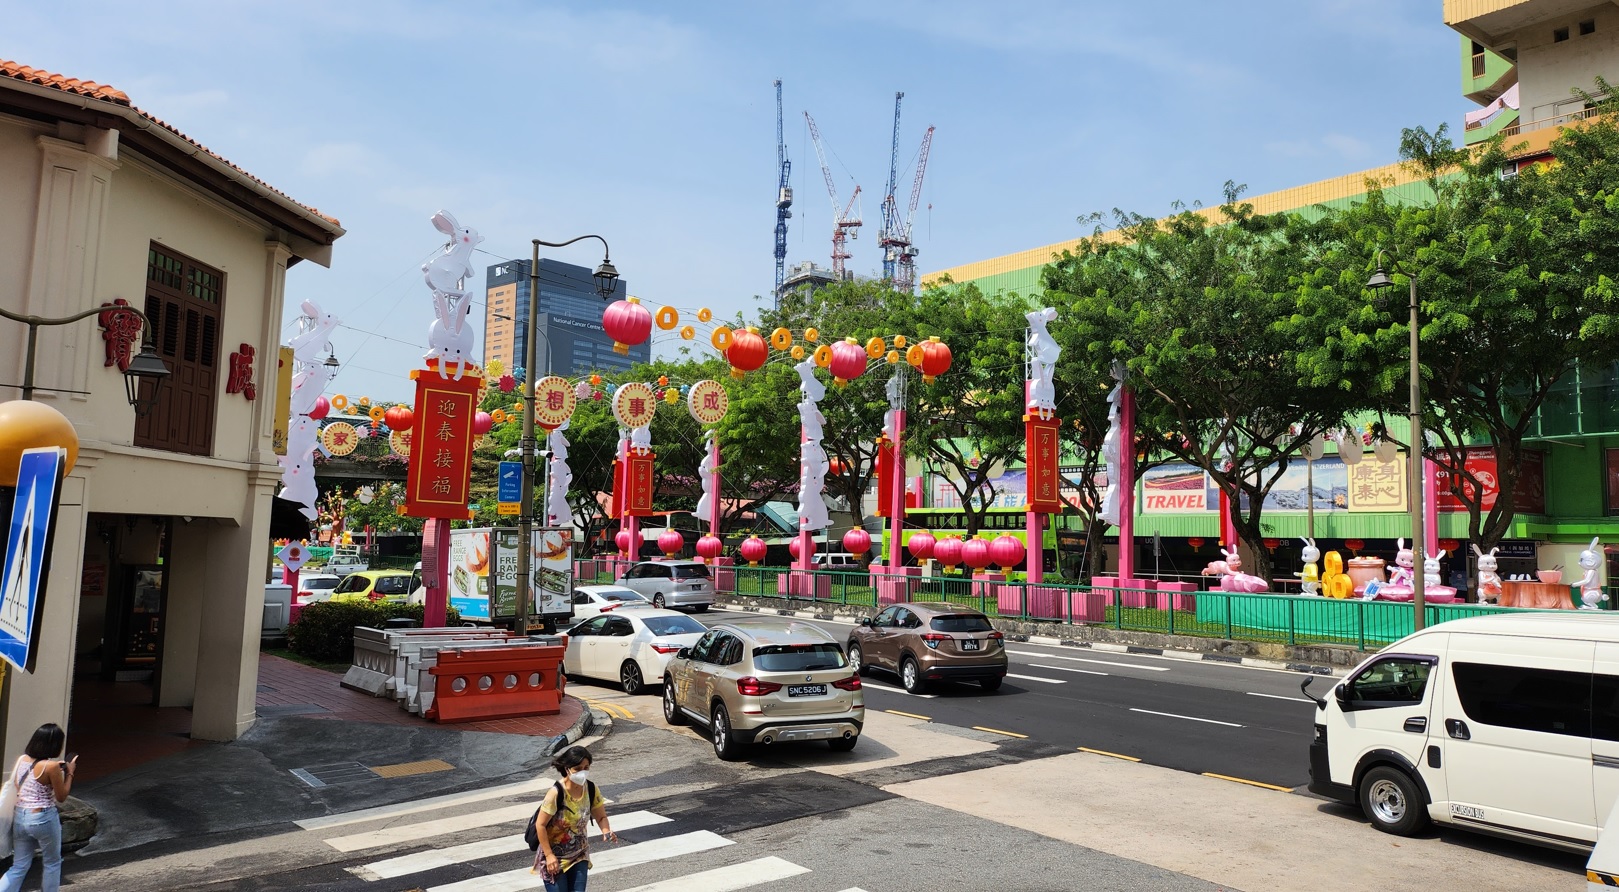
left=544, top=696, right=606, bottom=755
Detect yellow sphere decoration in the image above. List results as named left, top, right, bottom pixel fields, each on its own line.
left=813, top=344, right=833, bottom=368
left=330, top=394, right=349, bottom=411
left=697, top=308, right=713, bottom=323
left=358, top=396, right=371, bottom=407
left=0, top=400, right=80, bottom=486
left=905, top=344, right=925, bottom=368
left=804, top=327, right=820, bottom=343
left=368, top=405, right=386, bottom=422
left=886, top=349, right=900, bottom=364
left=655, top=305, right=680, bottom=330
left=680, top=325, right=695, bottom=340
left=865, top=336, right=885, bottom=358
left=712, top=326, right=733, bottom=351
left=770, top=327, right=793, bottom=351
left=491, top=409, right=507, bottom=424
left=791, top=345, right=806, bottom=360
left=893, top=335, right=907, bottom=348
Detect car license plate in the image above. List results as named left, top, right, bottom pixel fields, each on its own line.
left=961, top=639, right=980, bottom=651
left=788, top=684, right=827, bottom=697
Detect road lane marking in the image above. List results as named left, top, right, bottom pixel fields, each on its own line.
left=1201, top=772, right=1293, bottom=792
left=1005, top=673, right=1065, bottom=684
left=1246, top=691, right=1314, bottom=704
left=1008, top=650, right=1171, bottom=672
left=615, top=855, right=811, bottom=892
left=1078, top=747, right=1141, bottom=761
left=296, top=777, right=556, bottom=831
left=885, top=709, right=933, bottom=721
left=1129, top=708, right=1243, bottom=728
left=325, top=803, right=535, bottom=852
left=973, top=725, right=1029, bottom=739
left=1031, top=663, right=1108, bottom=676
left=585, top=699, right=635, bottom=719
left=350, top=811, right=672, bottom=880
left=429, top=831, right=739, bottom=892
left=860, top=681, right=937, bottom=698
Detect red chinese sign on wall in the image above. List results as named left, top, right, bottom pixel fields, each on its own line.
left=874, top=436, right=895, bottom=518
left=226, top=343, right=257, bottom=400
left=624, top=451, right=656, bottom=516
left=1025, top=413, right=1063, bottom=514
left=1433, top=447, right=1545, bottom=514
left=403, top=370, right=482, bottom=519
left=98, top=299, right=140, bottom=371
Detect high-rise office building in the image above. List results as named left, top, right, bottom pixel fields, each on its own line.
left=483, top=258, right=648, bottom=377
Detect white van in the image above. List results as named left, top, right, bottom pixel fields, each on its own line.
left=1307, top=613, right=1619, bottom=853
left=812, top=552, right=860, bottom=569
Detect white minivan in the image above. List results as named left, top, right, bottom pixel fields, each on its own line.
left=1307, top=612, right=1619, bottom=853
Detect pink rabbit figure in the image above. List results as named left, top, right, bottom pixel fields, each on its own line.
left=1201, top=545, right=1236, bottom=580
left=1388, top=538, right=1415, bottom=589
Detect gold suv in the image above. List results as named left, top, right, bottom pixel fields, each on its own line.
left=662, top=619, right=864, bottom=760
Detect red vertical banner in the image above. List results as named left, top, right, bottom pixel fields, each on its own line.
left=609, top=458, right=623, bottom=519
left=625, top=451, right=656, bottom=516
left=874, top=436, right=894, bottom=518
left=403, top=370, right=481, bottom=519
left=1025, top=414, right=1062, bottom=513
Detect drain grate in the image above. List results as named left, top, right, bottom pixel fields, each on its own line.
left=291, top=762, right=380, bottom=788
left=368, top=759, right=455, bottom=778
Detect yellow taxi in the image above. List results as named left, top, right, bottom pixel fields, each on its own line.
left=327, top=570, right=414, bottom=604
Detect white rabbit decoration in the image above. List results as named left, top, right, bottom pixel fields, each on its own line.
left=1298, top=537, right=1321, bottom=596
left=421, top=210, right=482, bottom=380
left=546, top=423, right=573, bottom=527
left=1473, top=544, right=1502, bottom=603
left=797, top=359, right=830, bottom=531
left=1579, top=537, right=1607, bottom=610
left=278, top=301, right=342, bottom=520
left=694, top=431, right=718, bottom=525
left=422, top=210, right=483, bottom=293
left=1026, top=307, right=1060, bottom=418
left=1423, top=549, right=1446, bottom=591
left=629, top=424, right=652, bottom=455
left=1334, top=428, right=1364, bottom=466
left=1099, top=365, right=1126, bottom=527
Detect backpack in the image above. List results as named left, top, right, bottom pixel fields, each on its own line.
left=526, top=780, right=597, bottom=852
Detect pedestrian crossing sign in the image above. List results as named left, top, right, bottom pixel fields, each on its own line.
left=0, top=447, right=67, bottom=674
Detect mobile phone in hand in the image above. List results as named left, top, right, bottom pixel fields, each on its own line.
left=64, top=753, right=78, bottom=764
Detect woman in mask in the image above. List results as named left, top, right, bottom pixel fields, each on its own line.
left=533, top=745, right=617, bottom=891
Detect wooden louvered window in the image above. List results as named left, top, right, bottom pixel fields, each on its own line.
left=134, top=244, right=224, bottom=455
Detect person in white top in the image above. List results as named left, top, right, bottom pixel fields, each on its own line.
left=2, top=723, right=75, bottom=892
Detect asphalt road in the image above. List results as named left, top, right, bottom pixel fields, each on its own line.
left=701, top=608, right=1322, bottom=789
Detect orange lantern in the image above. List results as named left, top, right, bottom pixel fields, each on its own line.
left=725, top=327, right=768, bottom=378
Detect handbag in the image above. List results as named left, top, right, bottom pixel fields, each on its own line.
left=0, top=757, right=21, bottom=859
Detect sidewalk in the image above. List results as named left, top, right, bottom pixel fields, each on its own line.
left=70, top=654, right=596, bottom=857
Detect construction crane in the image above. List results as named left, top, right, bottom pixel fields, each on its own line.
left=878, top=91, right=934, bottom=293
left=894, top=125, right=934, bottom=293
left=879, top=92, right=904, bottom=284
left=803, top=111, right=862, bottom=281
left=773, top=79, right=793, bottom=297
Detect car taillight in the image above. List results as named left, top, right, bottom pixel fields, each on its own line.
left=600, top=603, right=619, bottom=612
left=650, top=643, right=682, bottom=654
left=921, top=633, right=951, bottom=649
left=987, top=631, right=1004, bottom=639
left=737, top=677, right=783, bottom=696
left=832, top=675, right=862, bottom=691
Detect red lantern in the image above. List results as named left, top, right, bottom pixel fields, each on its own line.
left=1345, top=539, right=1365, bottom=554
left=615, top=529, right=642, bottom=557
left=789, top=537, right=816, bottom=560
left=907, top=531, right=936, bottom=561
left=740, top=535, right=767, bottom=567
left=603, top=297, right=653, bottom=355
left=989, top=535, right=1025, bottom=570
left=725, top=327, right=768, bottom=378
left=842, top=528, right=871, bottom=556
left=472, top=411, right=494, bottom=435
left=309, top=396, right=330, bottom=421
left=1263, top=537, right=1281, bottom=552
left=1439, top=538, right=1461, bottom=554
left=933, top=536, right=963, bottom=569
left=919, top=337, right=952, bottom=384
left=658, top=528, right=684, bottom=557
left=828, top=456, right=845, bottom=476
left=961, top=538, right=992, bottom=570
left=384, top=405, right=413, bottom=431
left=696, top=534, right=723, bottom=562
left=829, top=338, right=867, bottom=387
left=1187, top=537, right=1205, bottom=549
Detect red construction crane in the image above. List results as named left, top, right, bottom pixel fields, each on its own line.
left=804, top=111, right=863, bottom=281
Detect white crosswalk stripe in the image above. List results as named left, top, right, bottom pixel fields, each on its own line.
left=349, top=810, right=672, bottom=881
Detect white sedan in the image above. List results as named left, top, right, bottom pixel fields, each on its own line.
left=570, top=585, right=653, bottom=620
left=562, top=609, right=708, bottom=695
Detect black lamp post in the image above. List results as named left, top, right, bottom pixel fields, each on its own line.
left=1367, top=253, right=1427, bottom=630
left=0, top=304, right=169, bottom=415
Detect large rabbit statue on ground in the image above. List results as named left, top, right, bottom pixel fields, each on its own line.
left=1387, top=539, right=1416, bottom=589
left=1473, top=545, right=1502, bottom=604
left=422, top=211, right=482, bottom=380
left=1203, top=545, right=1268, bottom=593
left=1578, top=537, right=1607, bottom=610
left=1297, top=538, right=1321, bottom=596
left=1423, top=549, right=1458, bottom=600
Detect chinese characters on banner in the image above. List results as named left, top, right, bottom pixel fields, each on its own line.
left=226, top=343, right=257, bottom=400
left=532, top=375, right=576, bottom=430
left=1346, top=456, right=1407, bottom=512
left=1025, top=414, right=1063, bottom=513
left=624, top=451, right=656, bottom=516
left=1434, top=447, right=1545, bottom=514
left=874, top=436, right=895, bottom=517
left=403, top=370, right=481, bottom=519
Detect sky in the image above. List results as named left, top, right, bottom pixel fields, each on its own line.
left=12, top=1, right=1465, bottom=403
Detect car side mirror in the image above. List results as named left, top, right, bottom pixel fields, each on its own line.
left=859, top=618, right=871, bottom=627
left=1334, top=683, right=1355, bottom=711
left=676, top=647, right=690, bottom=660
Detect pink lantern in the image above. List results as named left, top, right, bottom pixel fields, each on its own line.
left=602, top=297, right=653, bottom=355
left=842, top=528, right=872, bottom=556
left=472, top=411, right=494, bottom=434
left=614, top=529, right=631, bottom=556
left=658, top=528, right=684, bottom=557
left=696, top=534, right=724, bottom=562
left=789, top=537, right=816, bottom=560
left=829, top=338, right=867, bottom=387
left=962, top=537, right=992, bottom=571
left=906, top=531, right=936, bottom=561
left=309, top=396, right=330, bottom=420
left=933, top=536, right=964, bottom=569
left=740, top=535, right=767, bottom=567
left=989, top=535, right=1026, bottom=570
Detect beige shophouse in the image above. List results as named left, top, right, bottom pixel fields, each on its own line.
left=0, top=60, right=343, bottom=758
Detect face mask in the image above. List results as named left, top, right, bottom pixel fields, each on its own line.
left=570, top=770, right=590, bottom=786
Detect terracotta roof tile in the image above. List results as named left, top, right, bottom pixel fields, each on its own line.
left=1, top=58, right=340, bottom=230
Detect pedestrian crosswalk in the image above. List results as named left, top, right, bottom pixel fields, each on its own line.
left=311, top=788, right=866, bottom=891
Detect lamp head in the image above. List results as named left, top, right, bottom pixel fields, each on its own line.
left=1366, top=267, right=1395, bottom=290
left=123, top=343, right=170, bottom=416
left=592, top=259, right=620, bottom=299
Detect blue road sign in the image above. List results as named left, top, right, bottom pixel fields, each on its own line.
left=498, top=461, right=523, bottom=504
left=0, top=447, right=67, bottom=673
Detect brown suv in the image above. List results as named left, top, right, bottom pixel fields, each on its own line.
left=848, top=602, right=1007, bottom=693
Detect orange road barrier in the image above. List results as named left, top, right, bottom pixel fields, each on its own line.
left=424, top=643, right=566, bottom=723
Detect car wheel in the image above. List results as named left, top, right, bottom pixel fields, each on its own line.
left=693, top=604, right=710, bottom=613
left=1359, top=766, right=1429, bottom=836
left=711, top=704, right=743, bottom=761
left=662, top=677, right=685, bottom=725
left=980, top=676, right=1003, bottom=692
left=827, top=735, right=857, bottom=752
left=653, top=593, right=666, bottom=609
left=620, top=661, right=645, bottom=696
left=901, top=656, right=927, bottom=694
left=848, top=642, right=868, bottom=677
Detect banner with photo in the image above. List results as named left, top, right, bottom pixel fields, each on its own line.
left=1238, top=458, right=1348, bottom=513
left=1141, top=463, right=1217, bottom=513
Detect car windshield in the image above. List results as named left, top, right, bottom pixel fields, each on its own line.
left=930, top=614, right=994, bottom=633
left=753, top=643, right=847, bottom=672
left=374, top=576, right=412, bottom=595
left=672, top=565, right=710, bottom=580
left=305, top=578, right=340, bottom=591
left=642, top=615, right=707, bottom=636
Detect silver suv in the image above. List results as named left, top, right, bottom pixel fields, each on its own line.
left=616, top=560, right=714, bottom=612
left=662, top=619, right=864, bottom=760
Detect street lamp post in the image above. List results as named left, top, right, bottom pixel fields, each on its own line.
left=1367, top=256, right=1426, bottom=630
left=514, top=236, right=618, bottom=633
left=0, top=304, right=169, bottom=411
